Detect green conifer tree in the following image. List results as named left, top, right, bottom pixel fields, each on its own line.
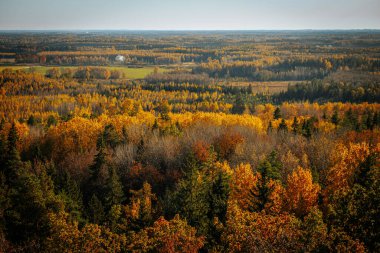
left=331, top=110, right=340, bottom=125
left=248, top=152, right=281, bottom=212
left=278, top=119, right=288, bottom=132
left=291, top=116, right=299, bottom=134
left=273, top=107, right=282, bottom=119
left=5, top=123, right=22, bottom=181
left=88, top=194, right=105, bottom=224
left=104, top=167, right=124, bottom=210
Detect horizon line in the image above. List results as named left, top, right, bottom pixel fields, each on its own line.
left=1, top=28, right=380, bottom=32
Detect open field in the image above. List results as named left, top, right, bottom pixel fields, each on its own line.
left=0, top=65, right=166, bottom=79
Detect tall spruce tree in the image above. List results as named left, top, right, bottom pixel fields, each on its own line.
left=332, top=152, right=380, bottom=252
left=5, top=164, right=63, bottom=246
left=104, top=167, right=124, bottom=210
left=231, top=96, right=247, bottom=114
left=89, top=134, right=107, bottom=182
left=88, top=194, right=105, bottom=225
left=86, top=132, right=108, bottom=205
left=208, top=170, right=230, bottom=223
left=102, top=124, right=120, bottom=149
left=278, top=119, right=288, bottom=132
left=207, top=169, right=231, bottom=247
left=168, top=156, right=210, bottom=236
left=331, top=110, right=340, bottom=125
left=248, top=151, right=281, bottom=212
left=267, top=121, right=273, bottom=133
left=58, top=170, right=84, bottom=222
left=274, top=107, right=282, bottom=119
left=291, top=116, right=299, bottom=134
left=5, top=123, right=22, bottom=182
left=0, top=131, right=7, bottom=173
left=302, top=119, right=312, bottom=139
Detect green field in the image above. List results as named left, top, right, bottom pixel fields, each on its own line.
left=0, top=65, right=166, bottom=79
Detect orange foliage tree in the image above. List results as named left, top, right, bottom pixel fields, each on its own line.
left=324, top=142, right=370, bottom=203
left=214, top=130, right=244, bottom=160
left=192, top=140, right=212, bottom=163
left=131, top=214, right=205, bottom=253
left=222, top=200, right=302, bottom=252
left=283, top=166, right=320, bottom=217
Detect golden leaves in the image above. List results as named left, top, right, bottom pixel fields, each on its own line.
left=229, top=163, right=258, bottom=210
left=324, top=142, right=370, bottom=202
left=283, top=167, right=320, bottom=217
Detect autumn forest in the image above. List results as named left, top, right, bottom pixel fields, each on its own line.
left=0, top=30, right=379, bottom=252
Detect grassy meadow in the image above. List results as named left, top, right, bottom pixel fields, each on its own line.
left=0, top=65, right=166, bottom=79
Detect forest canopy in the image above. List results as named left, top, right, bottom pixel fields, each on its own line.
left=0, top=31, right=379, bottom=252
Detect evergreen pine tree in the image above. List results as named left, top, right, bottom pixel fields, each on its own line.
left=5, top=164, right=63, bottom=245
left=169, top=157, right=210, bottom=236
left=366, top=111, right=374, bottom=130
left=231, top=96, right=247, bottom=114
left=175, top=120, right=182, bottom=132
left=331, top=110, right=340, bottom=125
left=302, top=120, right=312, bottom=139
left=322, top=111, right=328, bottom=120
left=343, top=108, right=359, bottom=130
left=273, top=107, right=282, bottom=119
left=267, top=151, right=282, bottom=179
left=86, top=133, right=108, bottom=204
left=102, top=124, right=120, bottom=149
left=152, top=118, right=159, bottom=131
left=136, top=138, right=145, bottom=163
left=374, top=112, right=380, bottom=127
left=46, top=115, right=57, bottom=127
left=278, top=119, right=288, bottom=132
left=248, top=152, right=281, bottom=212
left=88, top=194, right=105, bottom=224
left=267, top=121, right=273, bottom=133
left=0, top=131, right=7, bottom=172
left=248, top=161, right=273, bottom=212
left=104, top=167, right=124, bottom=210
left=5, top=123, right=22, bottom=181
left=333, top=152, right=380, bottom=252
left=291, top=116, right=299, bottom=134
left=27, top=115, right=37, bottom=126
left=248, top=83, right=253, bottom=94
left=208, top=170, right=230, bottom=223
left=59, top=170, right=84, bottom=222
left=0, top=171, right=10, bottom=237
left=158, top=100, right=171, bottom=121
left=90, top=134, right=107, bottom=182
left=122, top=126, right=129, bottom=144
left=206, top=169, right=230, bottom=247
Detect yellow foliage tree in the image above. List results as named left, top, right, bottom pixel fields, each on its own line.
left=46, top=211, right=127, bottom=253
left=229, top=163, right=258, bottom=210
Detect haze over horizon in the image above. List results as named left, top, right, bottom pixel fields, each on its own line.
left=0, top=0, right=379, bottom=30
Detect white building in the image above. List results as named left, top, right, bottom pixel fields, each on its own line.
left=115, top=55, right=125, bottom=62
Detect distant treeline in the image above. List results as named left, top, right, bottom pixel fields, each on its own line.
left=193, top=57, right=380, bottom=81
left=277, top=80, right=380, bottom=103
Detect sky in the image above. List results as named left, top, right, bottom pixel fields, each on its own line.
left=0, top=0, right=379, bottom=30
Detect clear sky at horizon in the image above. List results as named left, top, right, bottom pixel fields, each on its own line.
left=0, top=0, right=379, bottom=30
